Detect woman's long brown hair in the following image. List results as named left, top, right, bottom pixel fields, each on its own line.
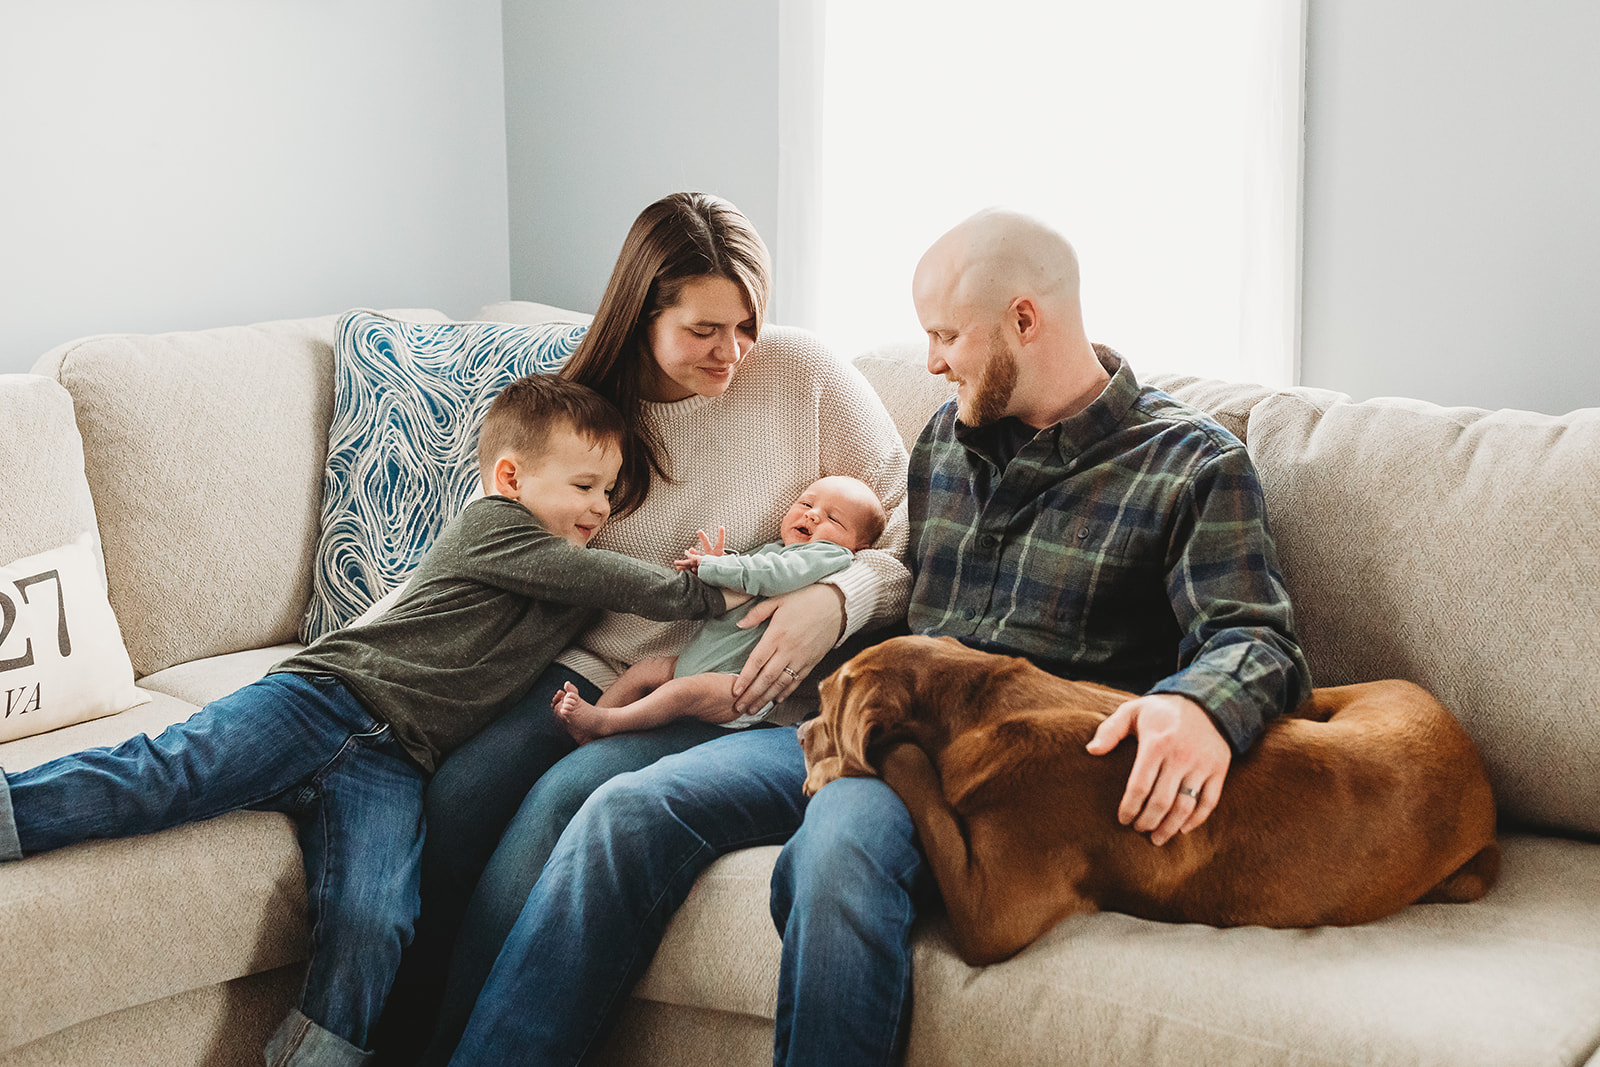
left=559, top=192, right=771, bottom=518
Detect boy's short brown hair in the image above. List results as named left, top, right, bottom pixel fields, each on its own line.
left=477, top=375, right=636, bottom=510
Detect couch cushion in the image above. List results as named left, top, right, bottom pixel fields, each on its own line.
left=1145, top=373, right=1350, bottom=444
left=473, top=300, right=594, bottom=326
left=31, top=318, right=346, bottom=677
left=904, top=834, right=1600, bottom=1067
left=851, top=341, right=955, bottom=449
left=0, top=690, right=306, bottom=1055
left=0, top=376, right=149, bottom=741
left=1246, top=393, right=1600, bottom=836
left=0, top=375, right=100, bottom=564
left=301, top=311, right=587, bottom=641
left=32, top=313, right=448, bottom=677
left=630, top=837, right=1600, bottom=1067
left=137, top=644, right=304, bottom=708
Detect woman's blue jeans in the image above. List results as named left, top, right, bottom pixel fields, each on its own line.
left=375, top=663, right=736, bottom=1065
left=0, top=672, right=425, bottom=1066
left=444, top=726, right=932, bottom=1067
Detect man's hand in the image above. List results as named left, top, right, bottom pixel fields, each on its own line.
left=1084, top=693, right=1231, bottom=846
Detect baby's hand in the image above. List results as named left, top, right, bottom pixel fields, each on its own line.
left=696, top=527, right=728, bottom=557
left=674, top=527, right=727, bottom=571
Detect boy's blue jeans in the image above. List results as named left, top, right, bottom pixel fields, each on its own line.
left=0, top=671, right=425, bottom=1067
left=444, top=725, right=931, bottom=1067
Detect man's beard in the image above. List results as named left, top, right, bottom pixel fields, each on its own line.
left=959, top=327, right=1019, bottom=426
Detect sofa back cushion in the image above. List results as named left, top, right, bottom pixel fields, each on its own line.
left=0, top=376, right=150, bottom=739
left=1246, top=392, right=1600, bottom=836
left=0, top=376, right=99, bottom=563
left=32, top=317, right=377, bottom=675
left=851, top=341, right=955, bottom=448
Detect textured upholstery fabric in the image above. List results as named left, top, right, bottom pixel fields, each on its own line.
left=0, top=966, right=301, bottom=1067
left=32, top=313, right=448, bottom=676
left=1246, top=392, right=1600, bottom=836
left=31, top=318, right=345, bottom=677
left=473, top=300, right=594, bottom=326
left=625, top=837, right=1600, bottom=1067
left=137, top=643, right=304, bottom=707
left=0, top=683, right=307, bottom=1056
left=0, top=800, right=306, bottom=1054
left=632, top=847, right=784, bottom=1017
left=851, top=340, right=955, bottom=448
left=301, top=311, right=587, bottom=641
left=0, top=376, right=100, bottom=566
left=0, top=378, right=144, bottom=741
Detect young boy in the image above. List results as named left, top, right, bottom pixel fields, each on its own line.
left=0, top=375, right=740, bottom=1067
left=554, top=474, right=887, bottom=742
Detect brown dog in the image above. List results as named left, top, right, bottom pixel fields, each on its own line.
left=800, top=634, right=1499, bottom=966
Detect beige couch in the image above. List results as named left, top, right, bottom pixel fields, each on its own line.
left=2, top=304, right=1597, bottom=1066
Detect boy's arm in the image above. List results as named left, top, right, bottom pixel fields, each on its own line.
left=455, top=502, right=728, bottom=621
left=695, top=542, right=854, bottom=597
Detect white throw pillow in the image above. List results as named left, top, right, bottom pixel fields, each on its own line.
left=0, top=532, right=151, bottom=743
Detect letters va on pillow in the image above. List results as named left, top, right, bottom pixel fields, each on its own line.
left=0, top=533, right=150, bottom=743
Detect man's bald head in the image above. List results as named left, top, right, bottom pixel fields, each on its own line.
left=913, top=209, right=1083, bottom=325
left=914, top=209, right=1106, bottom=429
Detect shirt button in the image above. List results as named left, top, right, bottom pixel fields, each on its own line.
left=963, top=608, right=977, bottom=621
left=981, top=534, right=998, bottom=548
left=1076, top=527, right=1089, bottom=540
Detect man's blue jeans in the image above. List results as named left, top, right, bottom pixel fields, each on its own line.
left=444, top=725, right=931, bottom=1067
left=0, top=672, right=425, bottom=1067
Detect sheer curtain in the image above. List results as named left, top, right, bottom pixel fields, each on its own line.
left=776, top=0, right=1306, bottom=386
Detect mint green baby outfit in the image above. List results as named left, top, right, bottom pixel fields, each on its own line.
left=677, top=540, right=855, bottom=727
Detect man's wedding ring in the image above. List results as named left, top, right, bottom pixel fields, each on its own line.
left=1177, top=784, right=1201, bottom=799
left=782, top=666, right=800, bottom=679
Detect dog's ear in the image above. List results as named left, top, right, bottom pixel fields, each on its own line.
left=837, top=667, right=911, bottom=779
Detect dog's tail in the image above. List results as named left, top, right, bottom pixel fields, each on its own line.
left=1418, top=842, right=1501, bottom=904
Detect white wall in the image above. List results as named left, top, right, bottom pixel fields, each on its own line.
left=500, top=0, right=780, bottom=316
left=0, top=1, right=511, bottom=375
left=1301, top=0, right=1600, bottom=413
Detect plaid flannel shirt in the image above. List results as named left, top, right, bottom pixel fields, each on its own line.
left=905, top=347, right=1311, bottom=753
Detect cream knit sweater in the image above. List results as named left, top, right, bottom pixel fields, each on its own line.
left=555, top=326, right=912, bottom=689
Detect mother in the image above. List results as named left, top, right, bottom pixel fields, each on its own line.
left=375, top=191, right=910, bottom=1063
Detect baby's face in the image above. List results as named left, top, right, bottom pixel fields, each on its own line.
left=780, top=477, right=879, bottom=551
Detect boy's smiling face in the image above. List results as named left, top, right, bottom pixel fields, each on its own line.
left=494, top=425, right=622, bottom=547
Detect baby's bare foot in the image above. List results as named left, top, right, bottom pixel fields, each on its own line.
left=554, top=682, right=608, bottom=745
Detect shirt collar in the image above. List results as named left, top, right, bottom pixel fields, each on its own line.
left=954, top=345, right=1139, bottom=468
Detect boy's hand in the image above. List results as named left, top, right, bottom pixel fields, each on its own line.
left=674, top=527, right=728, bottom=571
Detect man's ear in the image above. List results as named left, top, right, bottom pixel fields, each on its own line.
left=492, top=455, right=521, bottom=497
left=1010, top=296, right=1040, bottom=344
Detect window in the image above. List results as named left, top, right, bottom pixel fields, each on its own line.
left=776, top=0, right=1305, bottom=386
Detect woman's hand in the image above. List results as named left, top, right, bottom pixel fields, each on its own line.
left=731, top=583, right=845, bottom=715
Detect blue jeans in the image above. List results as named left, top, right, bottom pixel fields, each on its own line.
left=0, top=672, right=424, bottom=1067
left=375, top=664, right=734, bottom=1066
left=444, top=726, right=932, bottom=1067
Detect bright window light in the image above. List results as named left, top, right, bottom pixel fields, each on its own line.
left=781, top=0, right=1305, bottom=387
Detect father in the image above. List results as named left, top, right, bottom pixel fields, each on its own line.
left=444, top=209, right=1311, bottom=1066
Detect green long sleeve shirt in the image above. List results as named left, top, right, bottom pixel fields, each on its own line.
left=277, top=496, right=725, bottom=772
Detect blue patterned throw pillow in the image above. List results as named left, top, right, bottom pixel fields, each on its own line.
left=300, top=310, right=588, bottom=642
